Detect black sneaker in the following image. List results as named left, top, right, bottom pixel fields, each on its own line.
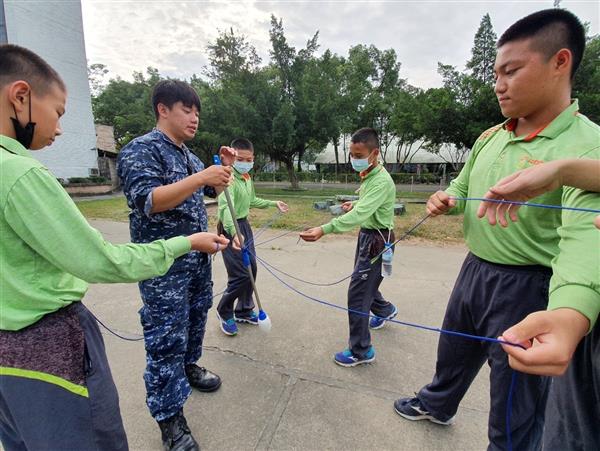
left=394, top=397, right=455, bottom=425
left=158, top=410, right=200, bottom=451
left=185, top=364, right=222, bottom=392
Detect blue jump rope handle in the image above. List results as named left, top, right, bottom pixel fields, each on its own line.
left=213, top=154, right=222, bottom=165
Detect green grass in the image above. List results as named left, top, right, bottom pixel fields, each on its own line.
left=75, top=188, right=464, bottom=244
left=76, top=197, right=131, bottom=222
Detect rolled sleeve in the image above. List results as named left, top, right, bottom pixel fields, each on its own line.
left=117, top=143, right=164, bottom=216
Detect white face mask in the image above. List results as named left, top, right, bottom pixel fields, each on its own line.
left=233, top=161, right=254, bottom=174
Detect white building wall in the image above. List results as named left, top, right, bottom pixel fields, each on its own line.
left=4, top=0, right=98, bottom=179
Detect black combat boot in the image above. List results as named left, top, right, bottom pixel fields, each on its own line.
left=158, top=410, right=200, bottom=451
left=185, top=364, right=221, bottom=392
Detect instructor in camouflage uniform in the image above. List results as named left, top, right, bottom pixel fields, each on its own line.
left=118, top=80, right=235, bottom=451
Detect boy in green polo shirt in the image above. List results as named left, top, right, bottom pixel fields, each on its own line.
left=478, top=158, right=600, bottom=450
left=216, top=137, right=288, bottom=335
left=0, top=44, right=230, bottom=451
left=300, top=127, right=398, bottom=367
left=394, top=9, right=599, bottom=451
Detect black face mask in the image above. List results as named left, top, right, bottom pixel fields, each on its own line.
left=11, top=100, right=36, bottom=149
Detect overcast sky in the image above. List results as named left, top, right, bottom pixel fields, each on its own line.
left=81, top=0, right=599, bottom=89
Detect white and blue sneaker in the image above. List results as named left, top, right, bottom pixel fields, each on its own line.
left=234, top=311, right=259, bottom=325
left=333, top=346, right=375, bottom=367
left=370, top=305, right=398, bottom=330
left=216, top=312, right=238, bottom=336
left=394, top=397, right=455, bottom=425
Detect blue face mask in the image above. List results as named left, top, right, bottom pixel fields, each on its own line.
left=233, top=161, right=254, bottom=174
left=351, top=151, right=378, bottom=172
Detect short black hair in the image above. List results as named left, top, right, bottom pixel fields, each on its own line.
left=151, top=80, right=201, bottom=120
left=0, top=44, right=66, bottom=94
left=230, top=137, right=254, bottom=152
left=497, top=9, right=586, bottom=79
left=351, top=127, right=379, bottom=150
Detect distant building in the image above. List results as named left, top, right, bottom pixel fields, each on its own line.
left=1, top=0, right=98, bottom=179
left=95, top=124, right=119, bottom=187
left=314, top=138, right=470, bottom=176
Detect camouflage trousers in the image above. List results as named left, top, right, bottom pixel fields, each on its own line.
left=138, top=254, right=213, bottom=421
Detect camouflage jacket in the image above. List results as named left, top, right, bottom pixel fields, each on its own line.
left=117, top=129, right=216, bottom=271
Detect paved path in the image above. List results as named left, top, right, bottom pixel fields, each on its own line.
left=86, top=220, right=491, bottom=451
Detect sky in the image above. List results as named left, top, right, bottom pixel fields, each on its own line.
left=81, top=0, right=599, bottom=89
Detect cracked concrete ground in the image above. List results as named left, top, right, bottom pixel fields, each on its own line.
left=86, top=220, right=492, bottom=451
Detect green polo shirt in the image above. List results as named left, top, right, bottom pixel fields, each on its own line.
left=218, top=170, right=277, bottom=236
left=321, top=165, right=395, bottom=234
left=446, top=100, right=600, bottom=328
left=0, top=135, right=191, bottom=331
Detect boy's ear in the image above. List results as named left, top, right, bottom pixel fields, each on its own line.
left=7, top=81, right=32, bottom=114
left=553, top=48, right=572, bottom=77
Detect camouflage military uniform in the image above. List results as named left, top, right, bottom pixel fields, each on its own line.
left=117, top=129, right=216, bottom=421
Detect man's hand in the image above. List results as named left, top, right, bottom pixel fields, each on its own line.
left=276, top=201, right=289, bottom=213
left=219, top=146, right=237, bottom=166
left=477, top=161, right=562, bottom=227
left=232, top=235, right=242, bottom=251
left=426, top=191, right=456, bottom=216
left=499, top=308, right=590, bottom=376
left=197, top=165, right=232, bottom=188
left=188, top=233, right=230, bottom=254
left=299, top=227, right=324, bottom=242
left=341, top=201, right=354, bottom=212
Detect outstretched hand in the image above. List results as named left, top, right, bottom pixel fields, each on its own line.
left=499, top=308, right=589, bottom=376
left=299, top=227, right=324, bottom=242
left=276, top=201, right=289, bottom=213
left=477, top=162, right=561, bottom=227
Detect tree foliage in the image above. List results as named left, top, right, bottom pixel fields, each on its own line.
left=91, top=13, right=599, bottom=186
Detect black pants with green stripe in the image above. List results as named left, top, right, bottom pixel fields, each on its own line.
left=0, top=302, right=128, bottom=451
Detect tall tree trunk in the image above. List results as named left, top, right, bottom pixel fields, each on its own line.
left=285, top=159, right=299, bottom=189
left=333, top=138, right=340, bottom=176
left=297, top=148, right=304, bottom=173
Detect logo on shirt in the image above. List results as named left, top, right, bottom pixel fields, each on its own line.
left=517, top=155, right=545, bottom=170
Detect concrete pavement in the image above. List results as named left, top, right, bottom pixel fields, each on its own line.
left=85, top=220, right=491, bottom=451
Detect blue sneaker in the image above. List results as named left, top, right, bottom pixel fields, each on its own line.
left=394, top=397, right=455, bottom=425
left=234, top=311, right=259, bottom=325
left=333, top=347, right=375, bottom=367
left=370, top=305, right=398, bottom=330
left=216, top=312, right=238, bottom=336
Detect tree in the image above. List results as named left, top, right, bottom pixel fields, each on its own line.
left=92, top=67, right=159, bottom=147
left=88, top=63, right=109, bottom=97
left=315, top=50, right=347, bottom=175
left=389, top=85, right=426, bottom=168
left=573, top=33, right=600, bottom=123
left=205, top=28, right=261, bottom=81
left=421, top=15, right=502, bottom=156
left=466, top=14, right=497, bottom=86
left=266, top=15, right=330, bottom=188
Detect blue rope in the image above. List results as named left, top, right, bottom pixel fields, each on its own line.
left=252, top=248, right=524, bottom=350
left=452, top=196, right=600, bottom=214
left=255, top=253, right=356, bottom=286
left=252, top=251, right=522, bottom=451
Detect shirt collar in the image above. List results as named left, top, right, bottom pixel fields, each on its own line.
left=152, top=128, right=189, bottom=152
left=502, top=100, right=579, bottom=142
left=360, top=164, right=381, bottom=180
left=0, top=135, right=32, bottom=159
left=233, top=168, right=251, bottom=181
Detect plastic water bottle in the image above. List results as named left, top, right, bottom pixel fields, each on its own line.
left=381, top=244, right=393, bottom=278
